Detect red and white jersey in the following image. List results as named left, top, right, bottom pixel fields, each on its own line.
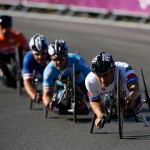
left=85, top=62, right=138, bottom=102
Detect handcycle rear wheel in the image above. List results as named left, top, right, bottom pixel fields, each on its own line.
left=72, top=63, right=77, bottom=123
left=90, top=113, right=96, bottom=133
left=15, top=47, right=23, bottom=96
left=30, top=99, right=33, bottom=110
left=117, top=69, right=124, bottom=139
left=140, top=68, right=150, bottom=109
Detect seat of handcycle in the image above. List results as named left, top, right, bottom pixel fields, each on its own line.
left=54, top=102, right=89, bottom=115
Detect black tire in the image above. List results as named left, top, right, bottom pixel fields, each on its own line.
left=117, top=69, right=124, bottom=139
left=15, top=47, right=22, bottom=95
left=140, top=68, right=150, bottom=109
left=73, top=63, right=77, bottom=123
left=106, top=105, right=112, bottom=123
left=30, top=99, right=33, bottom=110
left=90, top=113, right=96, bottom=133
left=44, top=106, right=48, bottom=118
left=17, top=72, right=23, bottom=96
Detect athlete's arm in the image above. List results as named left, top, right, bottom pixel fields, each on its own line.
left=124, top=66, right=140, bottom=107
left=125, top=81, right=140, bottom=107
left=42, top=91, right=53, bottom=108
left=24, top=78, right=36, bottom=100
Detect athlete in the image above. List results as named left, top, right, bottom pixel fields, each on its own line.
left=22, top=34, right=50, bottom=103
left=85, top=52, right=143, bottom=129
left=0, top=15, right=29, bottom=88
left=43, top=39, right=91, bottom=111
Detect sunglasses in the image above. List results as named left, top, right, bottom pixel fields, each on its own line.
left=52, top=57, right=66, bottom=61
left=33, top=50, right=47, bottom=56
left=97, top=68, right=114, bottom=77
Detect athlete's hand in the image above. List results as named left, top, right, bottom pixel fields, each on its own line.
left=34, top=93, right=43, bottom=103
left=95, top=115, right=107, bottom=129
left=125, top=96, right=135, bottom=108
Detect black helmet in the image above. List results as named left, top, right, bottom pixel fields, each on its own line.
left=48, top=39, right=68, bottom=58
left=0, top=15, right=12, bottom=27
left=91, top=52, right=115, bottom=75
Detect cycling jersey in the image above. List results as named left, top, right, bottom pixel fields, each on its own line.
left=85, top=61, right=139, bottom=102
left=43, top=53, right=91, bottom=92
left=22, top=51, right=49, bottom=80
left=0, top=29, right=28, bottom=54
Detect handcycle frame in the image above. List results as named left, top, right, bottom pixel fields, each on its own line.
left=0, top=47, right=22, bottom=92
left=15, top=47, right=23, bottom=96
left=90, top=69, right=139, bottom=139
left=44, top=64, right=89, bottom=122
left=30, top=70, right=43, bottom=110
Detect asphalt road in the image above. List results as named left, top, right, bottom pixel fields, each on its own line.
left=0, top=11, right=150, bottom=150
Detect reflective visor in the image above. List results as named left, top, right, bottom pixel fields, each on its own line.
left=32, top=50, right=47, bottom=55
left=51, top=56, right=66, bottom=61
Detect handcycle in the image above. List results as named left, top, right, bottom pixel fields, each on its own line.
left=44, top=64, right=89, bottom=122
left=0, top=48, right=19, bottom=89
left=0, top=47, right=25, bottom=95
left=90, top=69, right=144, bottom=139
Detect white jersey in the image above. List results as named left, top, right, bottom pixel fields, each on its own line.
left=85, top=62, right=138, bottom=102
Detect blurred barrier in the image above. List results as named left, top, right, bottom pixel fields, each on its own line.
left=20, top=0, right=150, bottom=13
left=0, top=0, right=150, bottom=23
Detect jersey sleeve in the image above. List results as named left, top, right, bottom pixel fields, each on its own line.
left=22, top=52, right=34, bottom=79
left=123, top=64, right=139, bottom=84
left=85, top=73, right=101, bottom=102
left=43, top=64, right=57, bottom=93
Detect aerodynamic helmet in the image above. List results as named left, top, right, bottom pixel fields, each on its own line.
left=91, top=52, right=115, bottom=75
left=48, top=39, right=68, bottom=58
left=0, top=15, right=12, bottom=27
left=29, top=34, right=49, bottom=54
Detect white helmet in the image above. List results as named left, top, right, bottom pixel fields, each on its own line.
left=29, top=34, right=49, bottom=53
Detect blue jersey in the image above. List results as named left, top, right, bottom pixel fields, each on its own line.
left=22, top=51, right=48, bottom=80
left=43, top=53, right=90, bottom=92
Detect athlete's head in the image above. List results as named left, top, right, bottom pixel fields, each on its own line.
left=91, top=52, right=115, bottom=75
left=48, top=39, right=68, bottom=59
left=0, top=15, right=12, bottom=27
left=0, top=15, right=13, bottom=37
left=48, top=39, right=68, bottom=69
left=91, top=52, right=115, bottom=87
left=29, top=34, right=49, bottom=64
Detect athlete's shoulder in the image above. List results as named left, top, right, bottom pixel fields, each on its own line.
left=11, top=29, right=23, bottom=36
left=68, top=53, right=77, bottom=58
left=24, top=51, right=34, bottom=62
left=44, top=61, right=56, bottom=71
left=115, top=61, right=129, bottom=67
left=24, top=50, right=33, bottom=57
left=86, top=72, right=97, bottom=82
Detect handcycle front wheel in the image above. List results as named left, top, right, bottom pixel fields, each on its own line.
left=44, top=104, right=49, bottom=118
left=72, top=63, right=77, bottom=123
left=117, top=69, right=124, bottom=139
